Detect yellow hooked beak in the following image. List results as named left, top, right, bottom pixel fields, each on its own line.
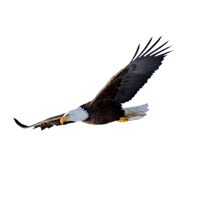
left=60, top=116, right=69, bottom=125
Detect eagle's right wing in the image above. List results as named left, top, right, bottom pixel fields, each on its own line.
left=90, top=37, right=172, bottom=106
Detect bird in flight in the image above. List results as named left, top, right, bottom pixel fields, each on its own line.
left=14, top=37, right=171, bottom=130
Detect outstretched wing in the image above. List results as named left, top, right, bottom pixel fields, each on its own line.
left=90, top=37, right=172, bottom=105
left=14, top=114, right=75, bottom=130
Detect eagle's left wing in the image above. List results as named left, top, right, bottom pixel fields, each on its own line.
left=14, top=114, right=75, bottom=130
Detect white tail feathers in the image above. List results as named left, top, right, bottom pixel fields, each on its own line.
left=123, top=104, right=149, bottom=121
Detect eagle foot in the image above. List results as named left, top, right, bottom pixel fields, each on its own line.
left=117, top=117, right=129, bottom=122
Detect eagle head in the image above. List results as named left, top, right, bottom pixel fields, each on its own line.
left=60, top=107, right=89, bottom=124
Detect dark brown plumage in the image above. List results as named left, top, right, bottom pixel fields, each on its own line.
left=90, top=37, right=171, bottom=105
left=14, top=37, right=171, bottom=130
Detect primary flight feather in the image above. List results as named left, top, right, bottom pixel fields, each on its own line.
left=14, top=37, right=172, bottom=130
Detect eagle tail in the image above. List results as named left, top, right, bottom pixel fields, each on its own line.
left=123, top=104, right=149, bottom=120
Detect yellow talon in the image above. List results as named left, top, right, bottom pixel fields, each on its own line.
left=117, top=117, right=129, bottom=122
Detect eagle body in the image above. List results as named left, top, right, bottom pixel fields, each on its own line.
left=81, top=101, right=125, bottom=124
left=14, top=37, right=171, bottom=130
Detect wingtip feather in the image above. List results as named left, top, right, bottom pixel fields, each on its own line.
left=14, top=118, right=29, bottom=128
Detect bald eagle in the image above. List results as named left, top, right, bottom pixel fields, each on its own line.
left=14, top=37, right=171, bottom=130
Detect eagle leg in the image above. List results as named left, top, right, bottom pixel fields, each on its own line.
left=117, top=117, right=129, bottom=122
